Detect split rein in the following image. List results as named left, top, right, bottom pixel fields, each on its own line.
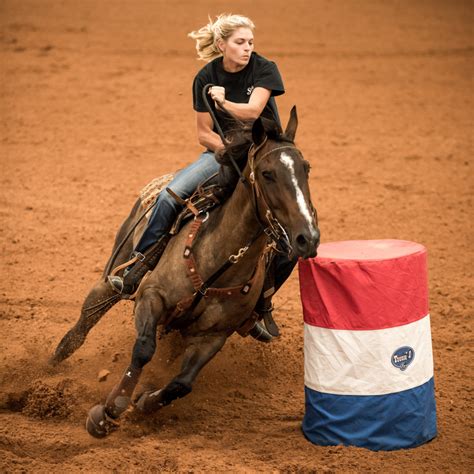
left=201, top=83, right=294, bottom=254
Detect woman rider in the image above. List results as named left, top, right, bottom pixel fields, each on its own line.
left=109, top=14, right=297, bottom=327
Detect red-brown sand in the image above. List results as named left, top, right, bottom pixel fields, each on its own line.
left=1, top=1, right=472, bottom=471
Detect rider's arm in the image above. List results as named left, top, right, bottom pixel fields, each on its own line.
left=210, top=87, right=271, bottom=121
left=196, top=112, right=225, bottom=152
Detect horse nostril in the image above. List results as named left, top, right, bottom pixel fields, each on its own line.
left=296, top=234, right=307, bottom=247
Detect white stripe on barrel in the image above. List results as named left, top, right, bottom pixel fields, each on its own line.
left=304, top=314, right=434, bottom=396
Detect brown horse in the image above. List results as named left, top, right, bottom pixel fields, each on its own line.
left=51, top=107, right=320, bottom=437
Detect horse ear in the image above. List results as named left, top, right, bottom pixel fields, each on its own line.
left=284, top=106, right=298, bottom=141
left=252, top=117, right=267, bottom=146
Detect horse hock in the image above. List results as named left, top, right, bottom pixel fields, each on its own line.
left=51, top=281, right=121, bottom=364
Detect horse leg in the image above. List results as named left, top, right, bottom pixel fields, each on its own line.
left=50, top=201, right=142, bottom=366
left=135, top=332, right=227, bottom=413
left=50, top=280, right=121, bottom=365
left=86, top=288, right=164, bottom=438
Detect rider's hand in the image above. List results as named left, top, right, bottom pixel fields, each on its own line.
left=209, top=86, right=226, bottom=108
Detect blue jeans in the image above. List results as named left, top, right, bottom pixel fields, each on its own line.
left=136, top=151, right=220, bottom=253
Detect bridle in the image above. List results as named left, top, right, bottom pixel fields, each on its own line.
left=245, top=138, right=297, bottom=255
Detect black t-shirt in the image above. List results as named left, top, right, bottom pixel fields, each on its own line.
left=192, top=52, right=285, bottom=133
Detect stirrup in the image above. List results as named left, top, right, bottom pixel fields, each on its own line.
left=107, top=236, right=170, bottom=297
left=237, top=314, right=274, bottom=343
left=249, top=320, right=273, bottom=343
left=107, top=263, right=148, bottom=298
left=257, top=304, right=280, bottom=337
left=108, top=275, right=125, bottom=294
left=107, top=274, right=140, bottom=300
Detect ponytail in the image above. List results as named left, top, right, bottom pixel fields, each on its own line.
left=188, top=14, right=255, bottom=62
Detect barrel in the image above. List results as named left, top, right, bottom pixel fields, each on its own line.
left=298, top=240, right=437, bottom=450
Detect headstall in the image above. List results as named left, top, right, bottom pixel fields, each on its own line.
left=246, top=139, right=296, bottom=255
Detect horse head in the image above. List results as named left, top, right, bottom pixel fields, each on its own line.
left=247, top=106, right=320, bottom=259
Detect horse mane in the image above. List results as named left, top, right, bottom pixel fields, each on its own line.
left=212, top=114, right=294, bottom=199
left=215, top=115, right=294, bottom=169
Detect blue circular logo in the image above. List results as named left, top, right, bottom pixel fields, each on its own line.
left=391, top=346, right=415, bottom=371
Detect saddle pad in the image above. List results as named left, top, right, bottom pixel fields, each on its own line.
left=139, top=173, right=175, bottom=209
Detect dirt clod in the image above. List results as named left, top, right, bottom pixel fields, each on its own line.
left=98, top=369, right=111, bottom=382
left=21, top=381, right=75, bottom=419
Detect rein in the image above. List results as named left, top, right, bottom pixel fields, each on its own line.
left=202, top=82, right=294, bottom=252
left=202, top=84, right=247, bottom=184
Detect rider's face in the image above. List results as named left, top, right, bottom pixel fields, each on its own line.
left=219, top=27, right=254, bottom=71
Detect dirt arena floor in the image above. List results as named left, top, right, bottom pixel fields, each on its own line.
left=1, top=0, right=473, bottom=472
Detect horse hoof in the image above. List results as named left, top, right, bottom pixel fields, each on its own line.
left=135, top=389, right=164, bottom=414
left=86, top=404, right=119, bottom=438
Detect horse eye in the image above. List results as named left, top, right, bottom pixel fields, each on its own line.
left=261, top=170, right=275, bottom=182
left=304, top=161, right=311, bottom=175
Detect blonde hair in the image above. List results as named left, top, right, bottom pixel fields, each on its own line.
left=188, top=14, right=255, bottom=62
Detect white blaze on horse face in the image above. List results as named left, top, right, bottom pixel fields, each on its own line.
left=279, top=152, right=318, bottom=238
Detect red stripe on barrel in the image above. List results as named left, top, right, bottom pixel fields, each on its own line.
left=298, top=240, right=429, bottom=330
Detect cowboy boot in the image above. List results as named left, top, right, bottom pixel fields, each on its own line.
left=255, top=297, right=280, bottom=337
left=248, top=320, right=273, bottom=343
left=241, top=299, right=278, bottom=343
left=108, top=235, right=170, bottom=296
left=236, top=309, right=273, bottom=343
left=238, top=292, right=279, bottom=343
left=246, top=258, right=280, bottom=342
left=253, top=267, right=280, bottom=337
